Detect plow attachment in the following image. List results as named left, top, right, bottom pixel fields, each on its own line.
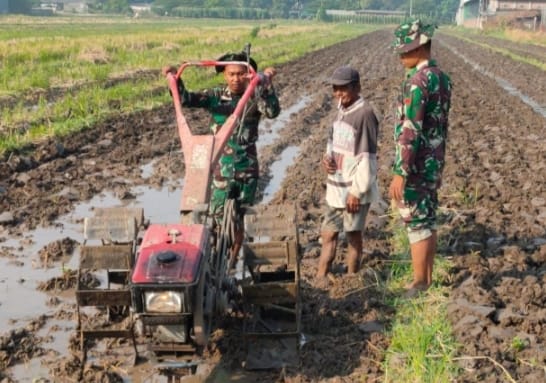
left=241, top=204, right=301, bottom=369
left=76, top=207, right=144, bottom=366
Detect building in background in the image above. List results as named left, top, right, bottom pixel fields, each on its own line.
left=130, top=3, right=152, bottom=18
left=50, top=1, right=88, bottom=13
left=457, top=0, right=546, bottom=29
left=456, top=0, right=483, bottom=27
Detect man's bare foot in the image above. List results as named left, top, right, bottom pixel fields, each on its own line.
left=403, top=281, right=429, bottom=298
left=404, top=281, right=429, bottom=291
left=315, top=276, right=330, bottom=290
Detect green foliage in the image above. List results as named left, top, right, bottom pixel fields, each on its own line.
left=169, top=6, right=271, bottom=18
left=383, top=211, right=460, bottom=382
left=148, top=0, right=459, bottom=23
left=454, top=184, right=480, bottom=208
left=438, top=0, right=459, bottom=23
left=385, top=297, right=460, bottom=383
left=407, top=0, right=459, bottom=23
left=511, top=336, right=527, bottom=353
left=152, top=0, right=182, bottom=14
left=249, top=26, right=260, bottom=38
left=270, top=0, right=291, bottom=18
left=360, top=0, right=388, bottom=9
left=28, top=71, right=51, bottom=89
left=91, top=0, right=132, bottom=14
left=204, top=0, right=229, bottom=6
left=315, top=6, right=330, bottom=22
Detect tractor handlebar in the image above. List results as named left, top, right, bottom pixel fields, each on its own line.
left=164, top=60, right=264, bottom=214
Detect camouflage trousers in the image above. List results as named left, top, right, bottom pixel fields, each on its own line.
left=209, top=177, right=258, bottom=225
left=396, top=181, right=438, bottom=244
left=209, top=143, right=259, bottom=225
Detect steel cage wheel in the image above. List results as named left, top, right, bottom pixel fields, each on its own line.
left=193, top=262, right=213, bottom=347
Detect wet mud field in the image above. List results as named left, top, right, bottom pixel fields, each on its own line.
left=1, top=29, right=545, bottom=382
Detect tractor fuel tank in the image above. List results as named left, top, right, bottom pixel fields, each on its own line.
left=132, top=224, right=210, bottom=285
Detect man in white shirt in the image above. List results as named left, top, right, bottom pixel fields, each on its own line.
left=316, top=66, right=379, bottom=281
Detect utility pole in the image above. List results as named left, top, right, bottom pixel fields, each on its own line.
left=409, top=0, right=413, bottom=18
left=478, top=0, right=482, bottom=29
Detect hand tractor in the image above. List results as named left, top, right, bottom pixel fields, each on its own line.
left=75, top=47, right=301, bottom=379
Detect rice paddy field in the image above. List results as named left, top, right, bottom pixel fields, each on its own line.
left=0, top=15, right=545, bottom=383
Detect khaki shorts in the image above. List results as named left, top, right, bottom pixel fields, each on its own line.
left=321, top=203, right=371, bottom=233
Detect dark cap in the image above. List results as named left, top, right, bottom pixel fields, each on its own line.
left=328, top=66, right=360, bottom=86
left=215, top=52, right=257, bottom=73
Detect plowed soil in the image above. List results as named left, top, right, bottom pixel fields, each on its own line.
left=1, top=29, right=545, bottom=382
left=448, top=32, right=546, bottom=64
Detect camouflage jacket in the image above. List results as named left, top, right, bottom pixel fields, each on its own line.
left=179, top=81, right=280, bottom=147
left=177, top=80, right=280, bottom=178
left=393, top=59, right=452, bottom=187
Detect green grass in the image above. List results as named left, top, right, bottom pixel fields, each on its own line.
left=482, top=27, right=546, bottom=47
left=445, top=25, right=546, bottom=46
left=385, top=294, right=459, bottom=383
left=382, top=211, right=460, bottom=383
left=453, top=184, right=480, bottom=209
left=510, top=336, right=527, bottom=353
left=0, top=16, right=380, bottom=156
left=0, top=16, right=375, bottom=93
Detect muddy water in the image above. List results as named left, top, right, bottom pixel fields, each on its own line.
left=0, top=192, right=127, bottom=327
left=261, top=145, right=299, bottom=204
left=0, top=192, right=125, bottom=381
left=257, top=95, right=312, bottom=150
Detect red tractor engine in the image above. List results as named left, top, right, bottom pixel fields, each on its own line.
left=131, top=224, right=213, bottom=349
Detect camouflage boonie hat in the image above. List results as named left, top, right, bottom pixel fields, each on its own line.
left=392, top=19, right=437, bottom=54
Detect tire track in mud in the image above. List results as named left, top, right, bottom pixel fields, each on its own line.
left=438, top=37, right=546, bottom=241
left=440, top=38, right=546, bottom=117
left=1, top=29, right=546, bottom=382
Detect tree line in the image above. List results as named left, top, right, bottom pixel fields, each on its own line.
left=152, top=0, right=458, bottom=22
left=6, top=0, right=459, bottom=23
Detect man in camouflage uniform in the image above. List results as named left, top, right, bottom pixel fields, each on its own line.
left=163, top=52, right=280, bottom=261
left=389, top=19, right=452, bottom=294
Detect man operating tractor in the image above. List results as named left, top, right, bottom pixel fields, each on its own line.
left=163, top=50, right=281, bottom=267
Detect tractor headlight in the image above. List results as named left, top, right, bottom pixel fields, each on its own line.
left=144, top=291, right=183, bottom=313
